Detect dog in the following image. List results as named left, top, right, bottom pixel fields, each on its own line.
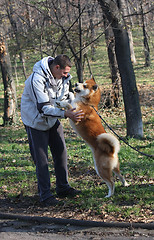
left=56, top=78, right=129, bottom=197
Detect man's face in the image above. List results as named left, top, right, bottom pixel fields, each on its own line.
left=53, top=65, right=71, bottom=79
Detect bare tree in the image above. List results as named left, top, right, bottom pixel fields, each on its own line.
left=140, top=0, right=151, bottom=67
left=87, top=6, right=96, bottom=60
left=98, top=0, right=143, bottom=138
left=122, top=0, right=152, bottom=66
left=120, top=0, right=137, bottom=64
left=5, top=0, right=27, bottom=79
left=0, top=27, right=17, bottom=126
left=103, top=15, right=120, bottom=108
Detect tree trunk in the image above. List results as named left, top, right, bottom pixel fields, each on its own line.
left=140, top=0, right=151, bottom=67
left=103, top=15, right=120, bottom=107
left=78, top=0, right=83, bottom=82
left=127, top=30, right=136, bottom=64
left=88, top=9, right=96, bottom=60
left=23, top=0, right=32, bottom=28
left=98, top=0, right=143, bottom=138
left=119, top=0, right=137, bottom=64
left=6, top=0, right=27, bottom=80
left=113, top=27, right=143, bottom=137
left=0, top=30, right=17, bottom=126
left=75, top=58, right=83, bottom=83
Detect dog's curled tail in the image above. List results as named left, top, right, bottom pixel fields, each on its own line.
left=97, top=133, right=120, bottom=154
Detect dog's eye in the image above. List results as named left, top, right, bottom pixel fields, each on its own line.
left=83, top=85, right=87, bottom=88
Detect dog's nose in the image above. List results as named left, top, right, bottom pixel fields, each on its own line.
left=74, top=89, right=80, bottom=93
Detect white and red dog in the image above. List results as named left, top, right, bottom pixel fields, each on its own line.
left=56, top=78, right=128, bottom=197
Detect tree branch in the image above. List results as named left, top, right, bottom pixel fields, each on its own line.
left=52, top=5, right=86, bottom=55
left=123, top=6, right=154, bottom=18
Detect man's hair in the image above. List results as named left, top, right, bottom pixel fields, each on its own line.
left=53, top=54, right=72, bottom=69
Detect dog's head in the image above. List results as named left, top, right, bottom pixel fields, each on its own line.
left=74, top=78, right=101, bottom=106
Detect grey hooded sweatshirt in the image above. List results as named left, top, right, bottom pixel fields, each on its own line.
left=21, top=56, right=74, bottom=130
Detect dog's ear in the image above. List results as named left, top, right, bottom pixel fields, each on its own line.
left=93, top=84, right=98, bottom=91
left=90, top=75, right=96, bottom=82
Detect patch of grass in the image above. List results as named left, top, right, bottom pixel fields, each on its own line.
left=0, top=109, right=153, bottom=222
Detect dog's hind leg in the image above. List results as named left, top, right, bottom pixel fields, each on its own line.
left=113, top=164, right=129, bottom=187
left=97, top=168, right=115, bottom=198
left=104, top=179, right=115, bottom=198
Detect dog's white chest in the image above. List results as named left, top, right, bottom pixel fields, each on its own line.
left=69, top=100, right=80, bottom=134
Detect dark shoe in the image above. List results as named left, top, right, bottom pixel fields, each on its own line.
left=41, top=196, right=59, bottom=207
left=57, top=187, right=81, bottom=198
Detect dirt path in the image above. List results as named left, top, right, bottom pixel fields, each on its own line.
left=0, top=219, right=154, bottom=240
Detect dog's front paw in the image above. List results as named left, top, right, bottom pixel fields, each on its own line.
left=55, top=100, right=71, bottom=109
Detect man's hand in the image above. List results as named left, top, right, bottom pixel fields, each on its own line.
left=64, top=108, right=84, bottom=122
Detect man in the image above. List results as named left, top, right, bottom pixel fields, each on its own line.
left=21, top=54, right=84, bottom=206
